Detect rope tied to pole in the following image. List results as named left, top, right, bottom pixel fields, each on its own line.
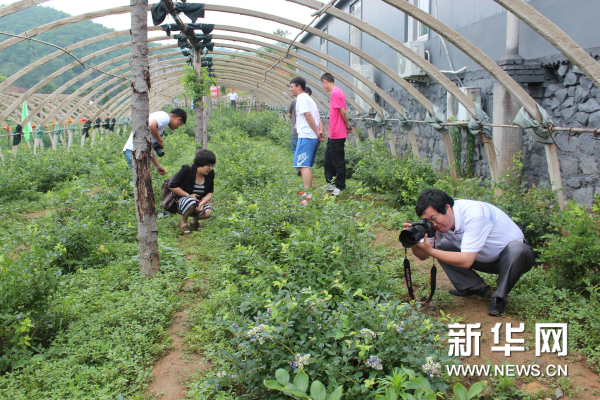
left=394, top=110, right=414, bottom=133
left=424, top=105, right=449, bottom=135
left=467, top=102, right=493, bottom=139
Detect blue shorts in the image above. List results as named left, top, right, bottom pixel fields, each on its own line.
left=293, top=138, right=320, bottom=168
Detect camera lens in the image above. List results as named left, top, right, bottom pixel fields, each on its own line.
left=399, top=225, right=426, bottom=248
left=152, top=142, right=165, bottom=157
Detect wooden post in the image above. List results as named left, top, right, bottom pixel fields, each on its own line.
left=67, top=127, right=73, bottom=151
left=482, top=139, right=500, bottom=183
left=131, top=0, right=160, bottom=277
left=388, top=132, right=397, bottom=157
left=207, top=96, right=213, bottom=120
left=367, top=127, right=375, bottom=141
left=90, top=129, right=96, bottom=148
left=194, top=48, right=205, bottom=154
left=442, top=133, right=458, bottom=181
left=545, top=143, right=565, bottom=210
left=202, top=95, right=209, bottom=149
left=407, top=129, right=421, bottom=160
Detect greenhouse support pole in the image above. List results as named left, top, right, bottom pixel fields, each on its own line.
left=130, top=0, right=160, bottom=277
left=202, top=95, right=209, bottom=148
left=194, top=48, right=205, bottom=153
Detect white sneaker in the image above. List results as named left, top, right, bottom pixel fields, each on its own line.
left=322, top=183, right=335, bottom=192
left=332, top=187, right=343, bottom=196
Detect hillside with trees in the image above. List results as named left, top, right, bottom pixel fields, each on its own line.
left=0, top=5, right=131, bottom=93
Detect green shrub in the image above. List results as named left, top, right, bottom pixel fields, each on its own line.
left=352, top=139, right=438, bottom=205
left=538, top=200, right=600, bottom=286
left=218, top=290, right=453, bottom=399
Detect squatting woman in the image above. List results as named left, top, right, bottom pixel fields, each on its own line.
left=168, top=149, right=216, bottom=234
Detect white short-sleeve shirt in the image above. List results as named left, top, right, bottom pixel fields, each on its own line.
left=428, top=199, right=524, bottom=263
left=227, top=92, right=239, bottom=101
left=295, top=92, right=320, bottom=139
left=123, top=111, right=170, bottom=152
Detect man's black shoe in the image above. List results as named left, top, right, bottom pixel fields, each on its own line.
left=488, top=297, right=506, bottom=316
left=449, top=285, right=491, bottom=298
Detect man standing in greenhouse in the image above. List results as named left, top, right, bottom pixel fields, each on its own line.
left=227, top=89, right=239, bottom=109
left=122, top=108, right=187, bottom=174
left=320, top=73, right=352, bottom=196
left=405, top=188, right=535, bottom=316
left=289, top=77, right=324, bottom=190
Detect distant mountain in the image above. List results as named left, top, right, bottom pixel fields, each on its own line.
left=0, top=5, right=131, bottom=93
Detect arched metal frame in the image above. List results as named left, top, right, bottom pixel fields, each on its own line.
left=2, top=0, right=598, bottom=206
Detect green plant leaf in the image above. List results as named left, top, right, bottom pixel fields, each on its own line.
left=467, top=381, right=487, bottom=399
left=453, top=382, right=467, bottom=400
left=386, top=387, right=398, bottom=400
left=294, top=369, right=309, bottom=393
left=264, top=380, right=284, bottom=390
left=310, top=380, right=327, bottom=400
left=276, top=369, right=290, bottom=386
left=328, top=385, right=343, bottom=400
left=285, top=388, right=311, bottom=398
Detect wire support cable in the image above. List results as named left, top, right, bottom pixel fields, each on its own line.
left=0, top=31, right=128, bottom=81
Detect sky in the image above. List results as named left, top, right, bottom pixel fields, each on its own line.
left=2, top=0, right=316, bottom=48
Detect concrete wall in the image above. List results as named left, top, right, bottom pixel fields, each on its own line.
left=296, top=0, right=600, bottom=205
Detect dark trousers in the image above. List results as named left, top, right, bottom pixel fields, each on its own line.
left=437, top=239, right=535, bottom=299
left=324, top=138, right=346, bottom=190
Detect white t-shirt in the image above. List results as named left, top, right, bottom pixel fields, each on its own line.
left=227, top=92, right=239, bottom=101
left=123, top=111, right=171, bottom=152
left=295, top=92, right=320, bottom=139
left=428, top=199, right=524, bottom=263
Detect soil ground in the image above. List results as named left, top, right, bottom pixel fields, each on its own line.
left=144, top=142, right=599, bottom=399
left=374, top=227, right=600, bottom=400
left=144, top=279, right=212, bottom=400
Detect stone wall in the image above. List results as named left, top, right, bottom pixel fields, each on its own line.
left=353, top=48, right=600, bottom=207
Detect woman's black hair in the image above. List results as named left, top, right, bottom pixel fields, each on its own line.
left=194, top=149, right=217, bottom=167
left=415, top=188, right=454, bottom=217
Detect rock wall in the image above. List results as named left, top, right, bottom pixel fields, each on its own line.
left=353, top=49, right=600, bottom=206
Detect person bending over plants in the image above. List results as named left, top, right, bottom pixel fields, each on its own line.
left=168, top=149, right=216, bottom=234
left=404, top=188, right=535, bottom=316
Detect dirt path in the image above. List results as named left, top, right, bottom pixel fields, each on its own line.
left=144, top=248, right=212, bottom=400
left=374, top=228, right=600, bottom=400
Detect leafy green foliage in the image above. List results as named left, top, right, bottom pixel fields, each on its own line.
left=0, top=132, right=188, bottom=396
left=538, top=199, right=600, bottom=286
left=181, top=114, right=454, bottom=399
left=453, top=380, right=487, bottom=400
left=351, top=139, right=438, bottom=205
left=181, top=64, right=216, bottom=102
left=264, top=369, right=343, bottom=400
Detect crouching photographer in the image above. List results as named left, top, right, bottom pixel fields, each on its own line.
left=122, top=108, right=187, bottom=173
left=403, top=189, right=535, bottom=316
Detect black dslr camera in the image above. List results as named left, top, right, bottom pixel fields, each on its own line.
left=152, top=141, right=165, bottom=157
left=399, top=219, right=435, bottom=248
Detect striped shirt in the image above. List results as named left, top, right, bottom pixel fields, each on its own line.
left=193, top=183, right=206, bottom=196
